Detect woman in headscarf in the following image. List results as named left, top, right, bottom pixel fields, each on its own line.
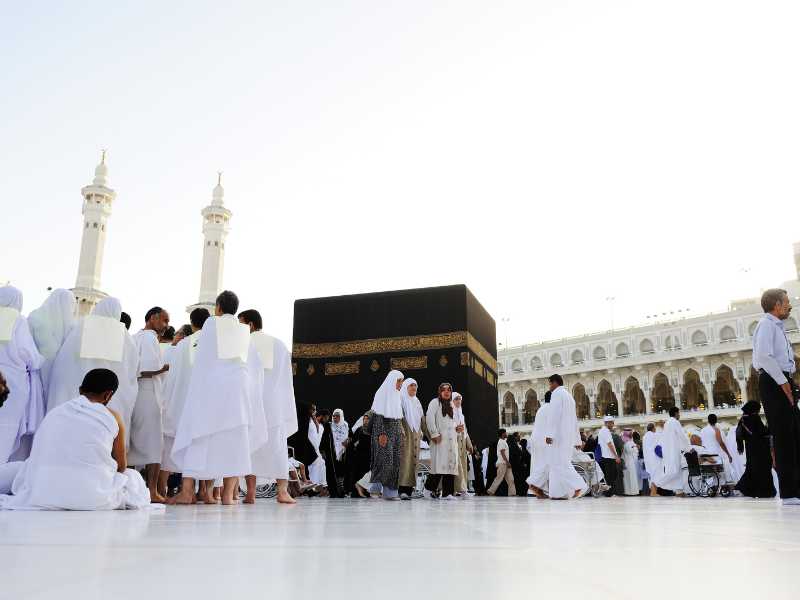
left=367, top=369, right=405, bottom=500
left=331, top=409, right=350, bottom=463
left=346, top=412, right=372, bottom=497
left=0, top=285, right=45, bottom=463
left=424, top=382, right=459, bottom=499
left=621, top=430, right=641, bottom=496
left=27, top=288, right=76, bottom=394
left=452, top=392, right=474, bottom=497
left=398, top=378, right=426, bottom=499
left=735, top=400, right=776, bottom=498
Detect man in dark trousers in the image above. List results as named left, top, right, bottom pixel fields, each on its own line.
left=753, top=288, right=800, bottom=505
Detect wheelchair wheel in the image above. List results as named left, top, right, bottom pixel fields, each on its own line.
left=687, top=475, right=703, bottom=497
left=705, top=473, right=720, bottom=497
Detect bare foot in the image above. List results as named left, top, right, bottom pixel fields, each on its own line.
left=277, top=490, right=297, bottom=504
left=244, top=491, right=256, bottom=504
left=166, top=491, right=196, bottom=505
left=222, top=494, right=239, bottom=505
left=355, top=483, right=368, bottom=498
left=150, top=491, right=167, bottom=504
left=573, top=489, right=583, bottom=498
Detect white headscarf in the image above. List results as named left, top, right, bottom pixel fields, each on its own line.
left=453, top=392, right=467, bottom=433
left=371, top=369, right=404, bottom=418
left=400, top=378, right=424, bottom=432
left=28, top=289, right=76, bottom=360
left=92, top=297, right=122, bottom=320
left=0, top=286, right=23, bottom=311
left=351, top=414, right=367, bottom=434
left=331, top=408, right=350, bottom=459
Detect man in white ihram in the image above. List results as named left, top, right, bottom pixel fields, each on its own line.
left=0, top=368, right=151, bottom=510
left=526, top=390, right=551, bottom=497
left=543, top=374, right=588, bottom=499
left=660, top=406, right=689, bottom=494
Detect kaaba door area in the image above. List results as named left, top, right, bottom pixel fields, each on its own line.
left=292, top=285, right=499, bottom=448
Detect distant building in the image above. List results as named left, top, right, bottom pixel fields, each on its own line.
left=497, top=245, right=800, bottom=434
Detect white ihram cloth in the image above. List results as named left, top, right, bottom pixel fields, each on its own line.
left=161, top=332, right=200, bottom=472
left=660, top=417, right=689, bottom=491
left=726, top=425, right=745, bottom=483
left=46, top=298, right=138, bottom=446
left=622, top=440, right=640, bottom=495
left=0, top=286, right=45, bottom=463
left=526, top=402, right=551, bottom=491
left=700, top=424, right=734, bottom=484
left=543, top=387, right=587, bottom=499
left=27, top=288, right=76, bottom=395
left=171, top=315, right=267, bottom=479
left=0, top=396, right=151, bottom=510
left=307, top=417, right=326, bottom=485
left=642, top=430, right=663, bottom=487
left=248, top=333, right=297, bottom=480
left=128, top=329, right=165, bottom=466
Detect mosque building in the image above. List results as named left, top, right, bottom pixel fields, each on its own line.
left=70, top=153, right=230, bottom=316
left=497, top=243, right=800, bottom=435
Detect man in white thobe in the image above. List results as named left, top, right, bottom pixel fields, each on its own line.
left=660, top=406, right=690, bottom=493
left=642, top=423, right=663, bottom=495
left=526, top=390, right=551, bottom=497
left=159, top=308, right=210, bottom=500
left=170, top=291, right=268, bottom=505
left=47, top=297, right=139, bottom=448
left=0, top=368, right=151, bottom=510
left=239, top=309, right=298, bottom=505
left=544, top=374, right=588, bottom=499
left=700, top=413, right=734, bottom=484
left=0, top=286, right=45, bottom=463
left=129, top=307, right=170, bottom=503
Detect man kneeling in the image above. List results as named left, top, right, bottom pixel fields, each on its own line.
left=0, top=368, right=151, bottom=510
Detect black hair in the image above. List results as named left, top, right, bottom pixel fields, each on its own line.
left=216, top=290, right=239, bottom=315
left=80, top=368, right=119, bottom=395
left=498, top=428, right=506, bottom=437
left=708, top=413, right=717, bottom=425
left=317, top=408, right=331, bottom=418
left=761, top=288, right=788, bottom=313
left=520, top=438, right=528, bottom=448
left=161, top=326, right=175, bottom=341
left=179, top=324, right=193, bottom=338
left=238, top=309, right=263, bottom=331
left=647, top=423, right=655, bottom=432
left=144, top=306, right=164, bottom=322
left=669, top=406, right=680, bottom=418
left=190, top=307, right=210, bottom=329
left=544, top=390, right=552, bottom=403
left=549, top=373, right=564, bottom=386
left=120, top=312, right=131, bottom=330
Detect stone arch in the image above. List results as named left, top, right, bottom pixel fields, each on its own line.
left=748, top=321, right=759, bottom=337
left=665, top=334, right=681, bottom=350
left=596, top=379, right=619, bottom=417
left=570, top=349, right=584, bottom=364
left=640, top=338, right=655, bottom=354
left=719, top=325, right=737, bottom=342
left=651, top=372, right=675, bottom=413
left=681, top=368, right=706, bottom=410
left=511, top=359, right=523, bottom=372
left=691, top=330, right=708, bottom=346
left=713, top=364, right=741, bottom=408
left=593, top=346, right=607, bottom=361
left=746, top=366, right=761, bottom=403
left=573, top=383, right=590, bottom=419
left=622, top=376, right=646, bottom=415
left=615, top=342, right=631, bottom=357
left=550, top=352, right=563, bottom=367
left=502, top=391, right=517, bottom=426
left=531, top=356, right=543, bottom=370
left=523, top=389, right=539, bottom=424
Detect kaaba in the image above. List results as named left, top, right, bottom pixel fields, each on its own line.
left=291, top=284, right=499, bottom=448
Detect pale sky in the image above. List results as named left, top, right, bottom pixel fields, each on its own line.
left=2, top=1, right=799, bottom=348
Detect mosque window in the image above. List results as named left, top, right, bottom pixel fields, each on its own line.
left=93, top=222, right=98, bottom=228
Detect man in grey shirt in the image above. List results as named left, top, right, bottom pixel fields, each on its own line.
left=752, top=288, right=800, bottom=504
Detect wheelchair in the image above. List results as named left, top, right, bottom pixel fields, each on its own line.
left=684, top=450, right=727, bottom=497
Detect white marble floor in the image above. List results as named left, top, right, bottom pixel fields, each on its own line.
left=0, top=495, right=797, bottom=599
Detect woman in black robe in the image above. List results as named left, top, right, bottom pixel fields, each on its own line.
left=345, top=413, right=372, bottom=497
left=288, top=403, right=318, bottom=473
left=735, top=400, right=776, bottom=498
left=318, top=410, right=343, bottom=498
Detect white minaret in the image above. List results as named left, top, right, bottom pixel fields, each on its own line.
left=73, top=151, right=116, bottom=315
left=187, top=173, right=231, bottom=313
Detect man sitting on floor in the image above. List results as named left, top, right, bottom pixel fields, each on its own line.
left=0, top=368, right=152, bottom=510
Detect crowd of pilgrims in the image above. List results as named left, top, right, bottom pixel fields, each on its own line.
left=0, top=284, right=778, bottom=509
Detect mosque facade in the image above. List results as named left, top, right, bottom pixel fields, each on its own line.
left=497, top=244, right=800, bottom=435
left=70, top=154, right=230, bottom=316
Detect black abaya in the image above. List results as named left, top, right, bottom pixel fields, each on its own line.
left=735, top=414, right=776, bottom=498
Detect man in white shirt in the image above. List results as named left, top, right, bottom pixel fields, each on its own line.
left=130, top=306, right=170, bottom=503
left=752, top=288, right=800, bottom=504
left=598, top=416, right=620, bottom=497
left=487, top=429, right=515, bottom=496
